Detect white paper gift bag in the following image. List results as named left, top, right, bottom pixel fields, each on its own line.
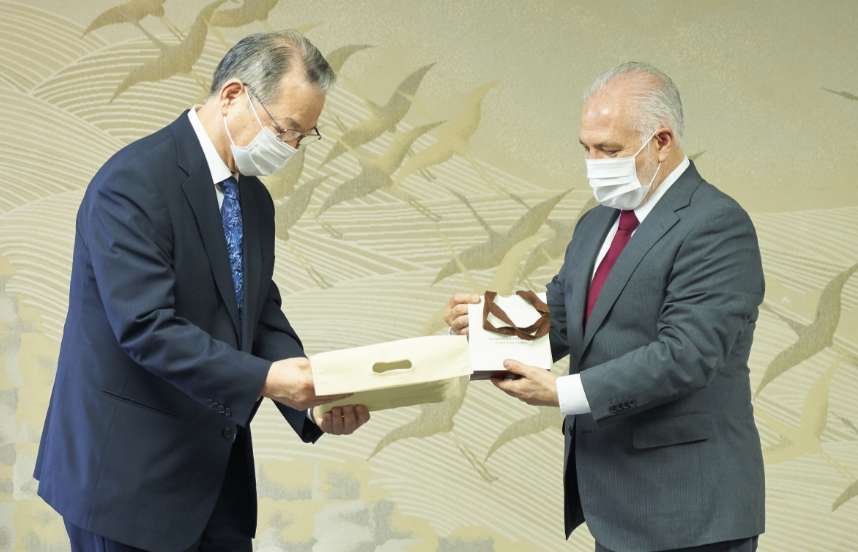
left=468, top=290, right=552, bottom=379
left=311, top=334, right=471, bottom=414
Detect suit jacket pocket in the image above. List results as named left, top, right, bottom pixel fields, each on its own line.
left=632, top=412, right=712, bottom=450
left=102, top=389, right=178, bottom=418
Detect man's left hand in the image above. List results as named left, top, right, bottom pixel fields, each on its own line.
left=491, top=360, right=559, bottom=407
left=316, top=405, right=370, bottom=435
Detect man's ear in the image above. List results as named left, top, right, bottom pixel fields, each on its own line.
left=219, top=80, right=244, bottom=116
left=654, top=128, right=675, bottom=162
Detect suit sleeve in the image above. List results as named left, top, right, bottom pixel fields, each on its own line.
left=252, top=279, right=323, bottom=443
left=580, top=205, right=764, bottom=424
left=85, top=170, right=271, bottom=428
left=547, top=268, right=570, bottom=362
left=547, top=213, right=588, bottom=363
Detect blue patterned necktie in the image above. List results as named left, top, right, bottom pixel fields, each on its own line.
left=220, top=177, right=244, bottom=316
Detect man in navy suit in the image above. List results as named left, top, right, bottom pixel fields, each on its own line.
left=34, top=31, right=369, bottom=551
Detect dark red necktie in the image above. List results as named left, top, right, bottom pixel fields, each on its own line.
left=586, top=210, right=639, bottom=320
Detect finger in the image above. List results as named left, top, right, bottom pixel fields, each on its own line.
left=494, top=373, right=526, bottom=393
left=452, top=292, right=481, bottom=305
left=355, top=405, right=370, bottom=426
left=341, top=405, right=358, bottom=434
left=451, top=314, right=469, bottom=331
left=491, top=376, right=515, bottom=392
left=444, top=295, right=458, bottom=319
left=321, top=411, right=333, bottom=433
left=451, top=303, right=470, bottom=317
left=331, top=407, right=344, bottom=434
left=503, top=359, right=533, bottom=377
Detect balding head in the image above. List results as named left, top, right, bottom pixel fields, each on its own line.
left=584, top=62, right=684, bottom=143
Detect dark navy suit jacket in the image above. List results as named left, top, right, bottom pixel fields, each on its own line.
left=34, top=112, right=322, bottom=551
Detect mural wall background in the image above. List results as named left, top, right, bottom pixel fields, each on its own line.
left=1, top=1, right=857, bottom=550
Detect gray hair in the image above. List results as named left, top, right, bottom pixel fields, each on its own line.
left=585, top=61, right=684, bottom=142
left=210, top=30, right=335, bottom=102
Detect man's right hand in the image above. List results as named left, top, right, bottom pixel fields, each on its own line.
left=261, top=357, right=350, bottom=410
left=443, top=293, right=481, bottom=335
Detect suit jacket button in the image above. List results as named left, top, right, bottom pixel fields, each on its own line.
left=222, top=426, right=236, bottom=441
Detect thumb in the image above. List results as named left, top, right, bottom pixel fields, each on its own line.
left=503, top=359, right=531, bottom=376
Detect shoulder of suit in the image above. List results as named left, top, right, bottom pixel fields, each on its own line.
left=575, top=203, right=605, bottom=228
left=92, top=125, right=178, bottom=187
left=686, top=178, right=754, bottom=229
left=83, top=125, right=182, bottom=213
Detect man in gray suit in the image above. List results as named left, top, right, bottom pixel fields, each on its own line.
left=444, top=62, right=765, bottom=551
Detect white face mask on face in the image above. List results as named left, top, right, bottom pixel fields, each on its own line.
left=585, top=132, right=662, bottom=210
left=223, top=92, right=298, bottom=177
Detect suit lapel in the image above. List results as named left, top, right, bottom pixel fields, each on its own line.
left=581, top=210, right=678, bottom=353
left=580, top=162, right=702, bottom=355
left=568, top=206, right=617, bottom=359
left=172, top=111, right=242, bottom=340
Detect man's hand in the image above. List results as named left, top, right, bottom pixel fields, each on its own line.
left=261, top=357, right=350, bottom=411
left=443, top=293, right=481, bottom=335
left=315, top=405, right=371, bottom=435
left=491, top=359, right=559, bottom=406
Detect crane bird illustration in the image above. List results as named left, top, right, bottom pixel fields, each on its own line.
left=755, top=261, right=857, bottom=396
left=322, top=63, right=435, bottom=166
left=316, top=121, right=445, bottom=221
left=368, top=377, right=497, bottom=483
left=273, top=175, right=332, bottom=288
left=84, top=0, right=183, bottom=41
left=111, top=0, right=227, bottom=102
left=822, top=87, right=858, bottom=101
left=433, top=190, right=570, bottom=284
left=325, top=44, right=373, bottom=74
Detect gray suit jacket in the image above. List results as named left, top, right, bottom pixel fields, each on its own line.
left=548, top=162, right=765, bottom=551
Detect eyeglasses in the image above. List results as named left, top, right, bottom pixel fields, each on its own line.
left=246, top=87, right=322, bottom=147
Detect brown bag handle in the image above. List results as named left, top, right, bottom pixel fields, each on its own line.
left=482, top=290, right=550, bottom=341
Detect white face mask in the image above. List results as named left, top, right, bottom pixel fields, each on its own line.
left=223, top=93, right=297, bottom=177
left=585, top=132, right=662, bottom=210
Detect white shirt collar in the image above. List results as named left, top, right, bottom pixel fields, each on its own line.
left=634, top=155, right=690, bottom=223
left=187, top=106, right=235, bottom=185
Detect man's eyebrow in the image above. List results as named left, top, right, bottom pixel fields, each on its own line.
left=579, top=139, right=624, bottom=149
left=282, top=117, right=314, bottom=133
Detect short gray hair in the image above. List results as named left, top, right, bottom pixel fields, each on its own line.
left=210, top=30, right=335, bottom=102
left=585, top=61, right=684, bottom=142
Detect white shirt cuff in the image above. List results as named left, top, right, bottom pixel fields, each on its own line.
left=556, top=373, right=591, bottom=416
left=307, top=407, right=316, bottom=424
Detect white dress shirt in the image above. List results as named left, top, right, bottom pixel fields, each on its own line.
left=187, top=107, right=318, bottom=424
left=556, top=156, right=690, bottom=417
left=187, top=106, right=236, bottom=209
